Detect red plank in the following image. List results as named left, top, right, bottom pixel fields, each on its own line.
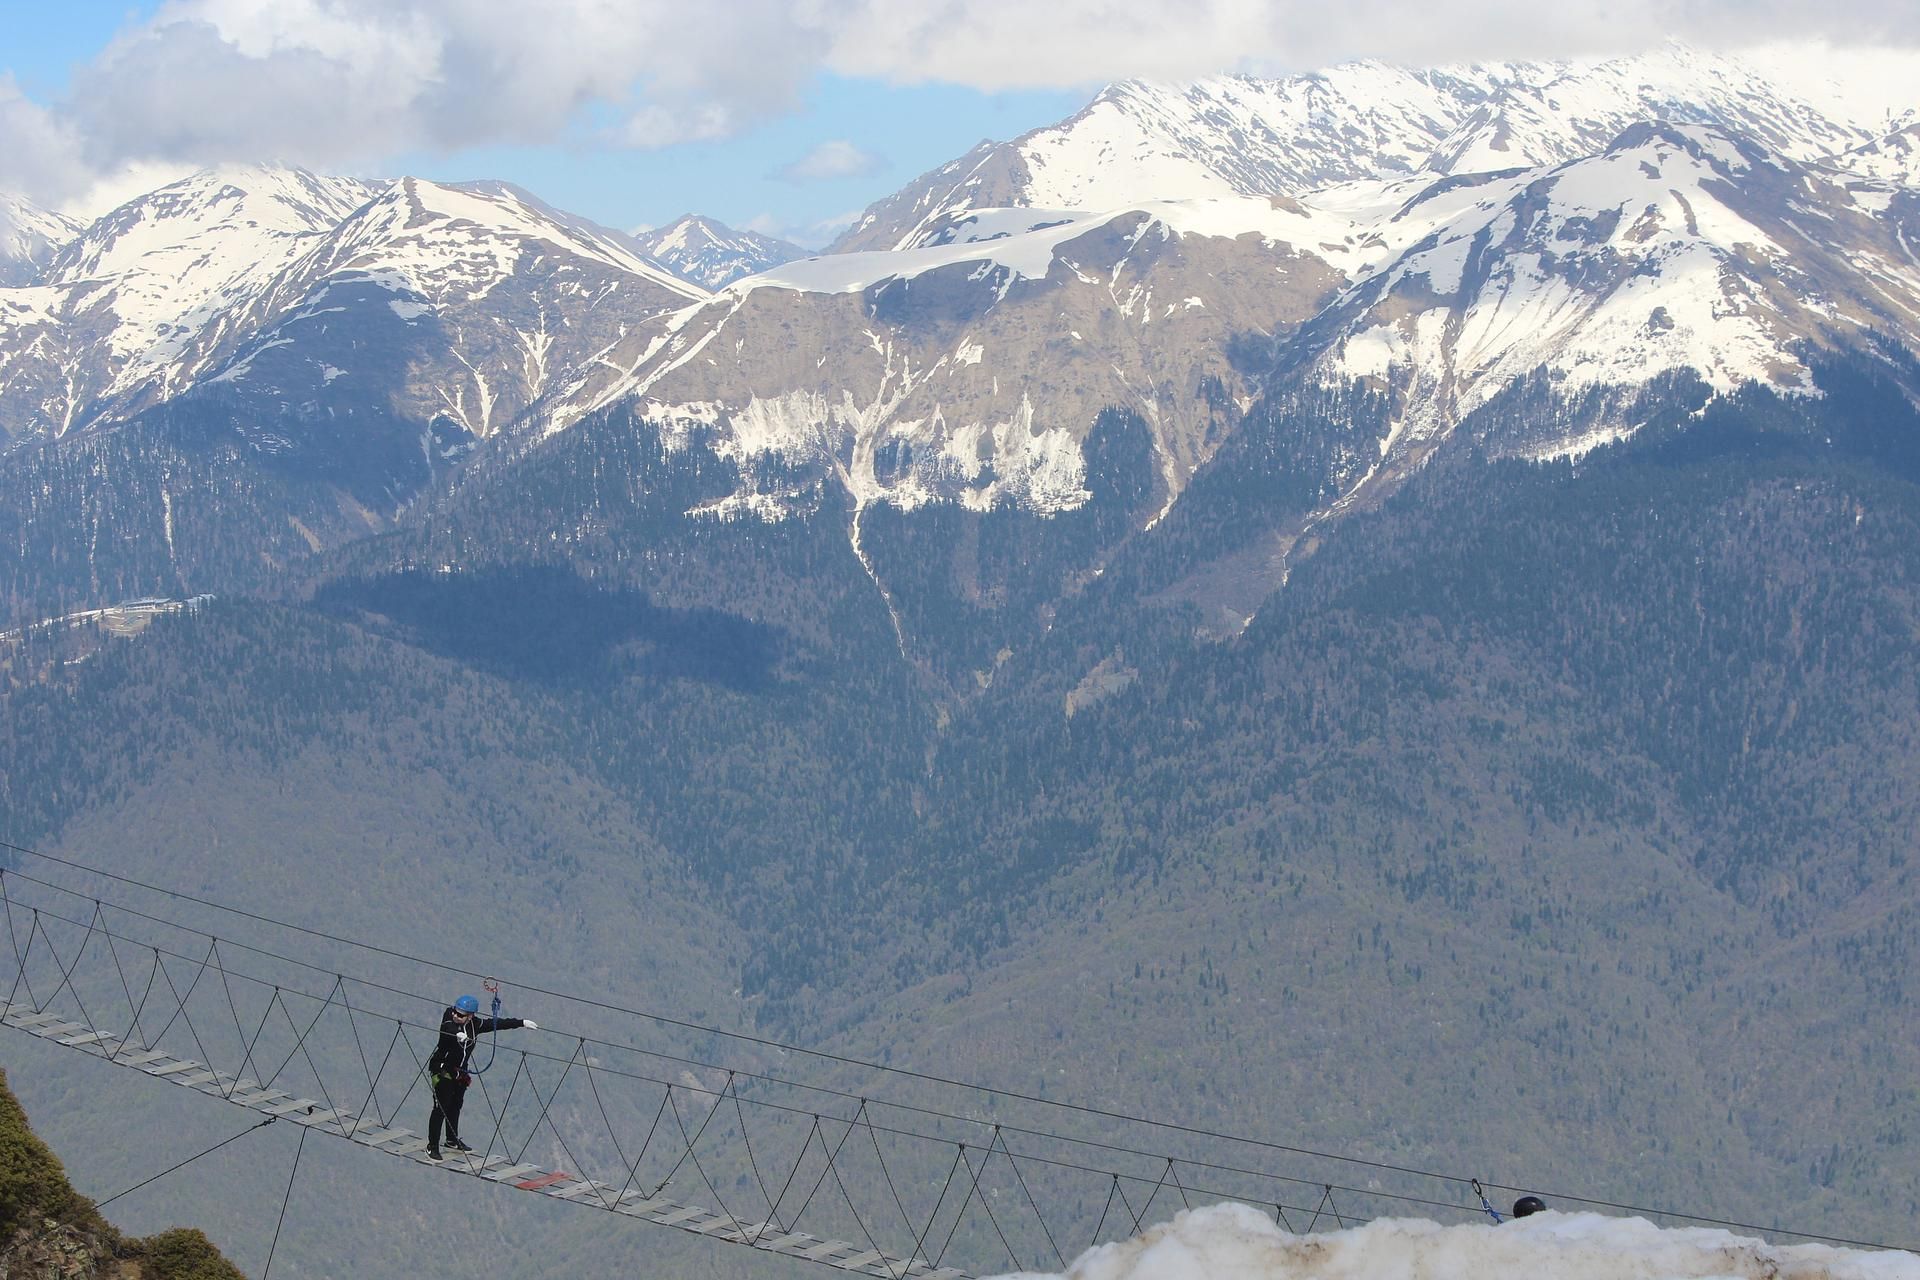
left=516, top=1171, right=574, bottom=1191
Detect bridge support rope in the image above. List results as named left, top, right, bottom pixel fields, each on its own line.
left=0, top=852, right=1912, bottom=1273
left=0, top=996, right=973, bottom=1279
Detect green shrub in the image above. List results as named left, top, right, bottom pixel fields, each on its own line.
left=138, top=1227, right=248, bottom=1280
left=0, top=1066, right=111, bottom=1240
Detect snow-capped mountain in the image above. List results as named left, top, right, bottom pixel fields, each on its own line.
left=836, top=44, right=1918, bottom=253
left=530, top=115, right=1920, bottom=632
left=6, top=43, right=1920, bottom=624
left=632, top=215, right=807, bottom=290
left=0, top=166, right=706, bottom=479
left=0, top=193, right=81, bottom=287
left=204, top=177, right=705, bottom=454
left=0, top=166, right=380, bottom=440
left=45, top=165, right=377, bottom=287
left=1305, top=121, right=1920, bottom=490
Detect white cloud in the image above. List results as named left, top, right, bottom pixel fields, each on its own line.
left=1, top=0, right=831, bottom=209
left=616, top=102, right=740, bottom=149
left=824, top=0, right=1920, bottom=90
left=2, top=0, right=1918, bottom=211
left=732, top=209, right=854, bottom=249
left=0, top=75, right=91, bottom=205
left=811, top=209, right=862, bottom=239
left=776, top=140, right=887, bottom=183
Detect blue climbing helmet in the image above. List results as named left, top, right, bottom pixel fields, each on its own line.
left=454, top=994, right=480, bottom=1014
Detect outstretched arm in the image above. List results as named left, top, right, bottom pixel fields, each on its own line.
left=472, top=1017, right=536, bottom=1035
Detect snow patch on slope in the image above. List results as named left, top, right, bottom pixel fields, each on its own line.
left=986, top=1204, right=1917, bottom=1280
left=1328, top=124, right=1859, bottom=448
left=0, top=194, right=82, bottom=285
left=844, top=43, right=1920, bottom=255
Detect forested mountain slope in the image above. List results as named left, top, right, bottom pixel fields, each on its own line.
left=3, top=363, right=1918, bottom=1276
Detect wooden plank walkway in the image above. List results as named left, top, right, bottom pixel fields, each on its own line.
left=0, top=1000, right=968, bottom=1280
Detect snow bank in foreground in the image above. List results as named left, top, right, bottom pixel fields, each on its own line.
left=986, top=1203, right=1919, bottom=1280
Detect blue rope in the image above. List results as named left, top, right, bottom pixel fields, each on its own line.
left=469, top=979, right=503, bottom=1075
left=1473, top=1179, right=1504, bottom=1224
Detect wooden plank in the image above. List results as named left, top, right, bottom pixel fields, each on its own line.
left=650, top=1206, right=710, bottom=1227
left=347, top=1127, right=411, bottom=1147
left=758, top=1231, right=819, bottom=1252
left=549, top=1180, right=620, bottom=1203
left=228, top=1089, right=290, bottom=1107
left=0, top=1008, right=978, bottom=1279
left=288, top=1108, right=352, bottom=1129
left=110, top=1049, right=170, bottom=1068
left=613, top=1195, right=673, bottom=1216
left=516, top=1171, right=573, bottom=1191
left=25, top=1019, right=84, bottom=1039
left=480, top=1163, right=543, bottom=1183
left=713, top=1221, right=776, bottom=1244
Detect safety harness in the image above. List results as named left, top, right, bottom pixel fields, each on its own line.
left=430, top=978, right=505, bottom=1086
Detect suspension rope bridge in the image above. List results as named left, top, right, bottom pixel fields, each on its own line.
left=0, top=841, right=1911, bottom=1277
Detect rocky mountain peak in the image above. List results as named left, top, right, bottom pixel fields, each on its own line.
left=633, top=214, right=807, bottom=290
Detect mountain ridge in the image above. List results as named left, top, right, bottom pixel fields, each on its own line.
left=833, top=43, right=1918, bottom=253
left=633, top=213, right=809, bottom=289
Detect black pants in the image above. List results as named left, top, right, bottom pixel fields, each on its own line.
left=428, top=1075, right=466, bottom=1149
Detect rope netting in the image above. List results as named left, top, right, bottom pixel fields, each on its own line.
left=0, top=852, right=1906, bottom=1275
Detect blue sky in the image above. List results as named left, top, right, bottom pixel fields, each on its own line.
left=0, top=1, right=1089, bottom=244
left=383, top=80, right=1090, bottom=245
left=5, top=1, right=1916, bottom=244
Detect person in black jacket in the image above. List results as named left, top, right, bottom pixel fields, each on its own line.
left=427, top=994, right=536, bottom=1160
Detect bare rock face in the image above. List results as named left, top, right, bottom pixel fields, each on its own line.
left=540, top=202, right=1352, bottom=528
left=1, top=1217, right=122, bottom=1280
